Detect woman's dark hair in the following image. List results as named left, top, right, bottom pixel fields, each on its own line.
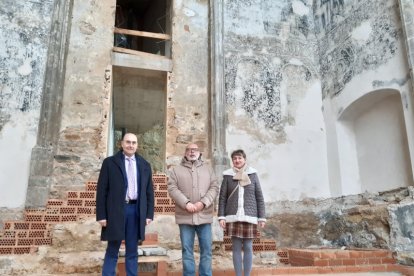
left=231, top=149, right=246, bottom=159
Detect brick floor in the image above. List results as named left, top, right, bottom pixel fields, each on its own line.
left=165, top=264, right=414, bottom=275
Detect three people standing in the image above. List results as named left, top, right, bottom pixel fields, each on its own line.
left=96, top=137, right=265, bottom=276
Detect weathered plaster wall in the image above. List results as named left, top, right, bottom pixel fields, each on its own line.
left=223, top=0, right=329, bottom=200
left=50, top=0, right=115, bottom=197
left=319, top=0, right=414, bottom=196
left=315, top=0, right=404, bottom=98
left=0, top=0, right=53, bottom=208
left=166, top=0, right=210, bottom=165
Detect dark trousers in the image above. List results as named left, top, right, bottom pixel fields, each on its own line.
left=102, top=204, right=139, bottom=276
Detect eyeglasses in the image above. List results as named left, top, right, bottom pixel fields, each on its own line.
left=186, top=148, right=199, bottom=152
left=123, top=140, right=137, bottom=145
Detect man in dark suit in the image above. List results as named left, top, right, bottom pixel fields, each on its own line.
left=96, top=133, right=155, bottom=276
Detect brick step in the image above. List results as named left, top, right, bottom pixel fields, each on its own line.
left=287, top=248, right=396, bottom=267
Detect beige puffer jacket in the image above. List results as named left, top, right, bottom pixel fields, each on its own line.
left=167, top=157, right=219, bottom=225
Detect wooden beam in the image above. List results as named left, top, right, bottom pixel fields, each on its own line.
left=114, top=27, right=171, bottom=40
left=113, top=47, right=164, bottom=59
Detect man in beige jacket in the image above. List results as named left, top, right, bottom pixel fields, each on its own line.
left=167, top=143, right=219, bottom=276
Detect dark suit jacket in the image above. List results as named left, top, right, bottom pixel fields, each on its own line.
left=96, top=150, right=154, bottom=241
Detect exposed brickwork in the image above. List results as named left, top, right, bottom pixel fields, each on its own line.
left=288, top=248, right=396, bottom=267
left=222, top=228, right=277, bottom=253
left=152, top=174, right=175, bottom=214
left=165, top=264, right=414, bottom=275
left=0, top=174, right=172, bottom=255
left=277, top=249, right=290, bottom=265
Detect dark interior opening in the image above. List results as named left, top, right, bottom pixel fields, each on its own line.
left=115, top=0, right=169, bottom=55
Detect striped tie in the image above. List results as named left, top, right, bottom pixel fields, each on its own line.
left=126, top=157, right=136, bottom=200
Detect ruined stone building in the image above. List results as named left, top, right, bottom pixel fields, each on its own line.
left=1, top=0, right=414, bottom=270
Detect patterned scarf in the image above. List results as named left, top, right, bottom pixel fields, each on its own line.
left=233, top=164, right=251, bottom=187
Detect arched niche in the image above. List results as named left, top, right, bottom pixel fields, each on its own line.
left=337, top=89, right=413, bottom=194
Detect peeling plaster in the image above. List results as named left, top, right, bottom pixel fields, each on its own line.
left=372, top=74, right=410, bottom=88
left=17, top=58, right=34, bottom=76
left=183, top=8, right=196, bottom=17
left=224, top=0, right=320, bottom=141
left=351, top=21, right=372, bottom=43
left=0, top=0, right=52, bottom=130
left=223, top=0, right=328, bottom=200
left=292, top=0, right=309, bottom=16
left=0, top=0, right=53, bottom=208
left=79, top=21, right=97, bottom=35
left=0, top=112, right=37, bottom=207
left=226, top=57, right=282, bottom=132
left=316, top=0, right=402, bottom=98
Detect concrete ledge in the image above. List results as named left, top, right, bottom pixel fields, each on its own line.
left=112, top=51, right=172, bottom=72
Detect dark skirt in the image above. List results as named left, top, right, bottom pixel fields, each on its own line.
left=226, top=221, right=257, bottom=239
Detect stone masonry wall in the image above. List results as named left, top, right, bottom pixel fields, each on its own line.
left=263, top=187, right=414, bottom=263
left=166, top=0, right=211, bottom=165
left=50, top=0, right=116, bottom=198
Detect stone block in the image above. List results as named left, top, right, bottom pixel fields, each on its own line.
left=142, top=246, right=167, bottom=256
left=54, top=155, right=81, bottom=163
left=26, top=186, right=50, bottom=208
left=389, top=201, right=414, bottom=252
left=176, top=134, right=192, bottom=144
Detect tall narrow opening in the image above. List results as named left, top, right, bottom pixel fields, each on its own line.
left=110, top=0, right=170, bottom=173
left=112, top=67, right=167, bottom=173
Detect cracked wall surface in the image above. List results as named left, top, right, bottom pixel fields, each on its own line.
left=0, top=0, right=53, bottom=208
